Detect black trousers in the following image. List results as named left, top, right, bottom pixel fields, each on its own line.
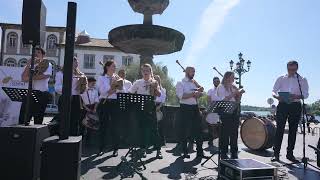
left=273, top=102, right=302, bottom=155
left=19, top=91, right=50, bottom=124
left=97, top=99, right=119, bottom=150
left=220, top=112, right=239, bottom=155
left=179, top=104, right=203, bottom=154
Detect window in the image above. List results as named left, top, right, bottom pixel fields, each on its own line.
left=18, top=58, right=28, bottom=67
left=103, top=55, right=114, bottom=64
left=7, top=32, right=18, bottom=48
left=4, top=58, right=17, bottom=67
left=122, top=56, right=133, bottom=66
left=84, top=54, right=95, bottom=69
left=47, top=34, right=57, bottom=50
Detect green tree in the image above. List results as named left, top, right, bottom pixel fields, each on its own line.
left=309, top=100, right=320, bottom=115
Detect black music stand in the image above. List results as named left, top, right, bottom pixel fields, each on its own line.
left=201, top=101, right=238, bottom=171
left=116, top=93, right=155, bottom=174
left=2, top=87, right=42, bottom=103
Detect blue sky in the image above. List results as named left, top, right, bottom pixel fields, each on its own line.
left=1, top=0, right=319, bottom=107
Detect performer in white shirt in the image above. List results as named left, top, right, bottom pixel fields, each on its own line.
left=271, top=61, right=309, bottom=162
left=19, top=47, right=52, bottom=125
left=80, top=77, right=99, bottom=145
left=118, top=69, right=132, bottom=93
left=154, top=75, right=166, bottom=148
left=206, top=76, right=220, bottom=146
left=216, top=71, right=244, bottom=159
left=176, top=66, right=204, bottom=159
left=97, top=60, right=122, bottom=156
left=55, top=57, right=88, bottom=136
left=129, top=64, right=163, bottom=159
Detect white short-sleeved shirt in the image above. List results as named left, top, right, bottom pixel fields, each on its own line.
left=32, top=62, right=52, bottom=92
left=129, top=79, right=155, bottom=95
left=176, top=77, right=199, bottom=105
left=97, top=74, right=118, bottom=99
left=81, top=88, right=99, bottom=105
left=207, top=87, right=219, bottom=102
left=216, top=84, right=236, bottom=102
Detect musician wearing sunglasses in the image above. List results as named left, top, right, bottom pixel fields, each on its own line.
left=216, top=71, right=244, bottom=159
left=176, top=66, right=204, bottom=159
left=271, top=61, right=309, bottom=162
left=20, top=47, right=52, bottom=125
left=96, top=60, right=122, bottom=156
left=55, top=57, right=88, bottom=136
left=129, top=64, right=163, bottom=159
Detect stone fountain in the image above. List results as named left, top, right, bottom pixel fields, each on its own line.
left=108, top=0, right=185, bottom=66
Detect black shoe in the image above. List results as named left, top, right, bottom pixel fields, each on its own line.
left=221, top=154, right=229, bottom=160
left=271, top=155, right=280, bottom=162
left=286, top=154, right=299, bottom=163
left=182, top=153, right=190, bottom=159
left=112, top=149, right=118, bottom=157
left=156, top=150, right=163, bottom=159
left=231, top=153, right=238, bottom=159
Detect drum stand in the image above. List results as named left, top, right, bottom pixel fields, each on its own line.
left=201, top=120, right=221, bottom=168
left=284, top=74, right=320, bottom=170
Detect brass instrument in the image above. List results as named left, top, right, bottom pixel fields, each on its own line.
left=176, top=60, right=204, bottom=92
left=146, top=78, right=159, bottom=96
left=34, top=58, right=49, bottom=75
left=73, top=68, right=88, bottom=94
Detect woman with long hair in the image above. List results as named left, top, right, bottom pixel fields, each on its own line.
left=216, top=71, right=244, bottom=159
left=97, top=60, right=121, bottom=156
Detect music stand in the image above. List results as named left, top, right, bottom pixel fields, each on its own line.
left=2, top=87, right=42, bottom=103
left=201, top=101, right=238, bottom=172
left=116, top=93, right=155, bottom=173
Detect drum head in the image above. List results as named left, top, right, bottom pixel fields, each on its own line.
left=241, top=117, right=267, bottom=150
left=206, top=113, right=219, bottom=124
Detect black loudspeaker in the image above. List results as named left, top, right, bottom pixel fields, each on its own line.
left=22, top=0, right=47, bottom=46
left=41, top=136, right=82, bottom=180
left=0, top=125, right=50, bottom=180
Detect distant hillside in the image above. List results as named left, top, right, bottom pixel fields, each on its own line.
left=241, top=105, right=271, bottom=111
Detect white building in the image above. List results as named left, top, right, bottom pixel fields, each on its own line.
left=0, top=23, right=140, bottom=78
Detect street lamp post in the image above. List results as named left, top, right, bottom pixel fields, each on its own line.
left=229, top=52, right=252, bottom=119
left=229, top=52, right=251, bottom=89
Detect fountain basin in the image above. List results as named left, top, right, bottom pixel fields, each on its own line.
left=108, top=24, right=185, bottom=55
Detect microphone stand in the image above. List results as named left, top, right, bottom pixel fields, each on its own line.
left=290, top=73, right=320, bottom=170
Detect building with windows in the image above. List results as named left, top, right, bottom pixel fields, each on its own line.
left=0, top=23, right=140, bottom=78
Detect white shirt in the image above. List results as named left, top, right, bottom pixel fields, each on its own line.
left=156, top=87, right=166, bottom=103
left=97, top=74, right=117, bottom=99
left=54, top=72, right=82, bottom=95
left=129, top=79, right=156, bottom=95
left=207, top=86, right=219, bottom=102
left=216, top=84, right=236, bottom=102
left=81, top=88, right=99, bottom=105
left=32, top=62, right=52, bottom=92
left=176, top=77, right=199, bottom=105
left=118, top=79, right=132, bottom=93
left=272, top=74, right=309, bottom=101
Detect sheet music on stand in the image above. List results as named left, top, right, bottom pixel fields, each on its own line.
left=207, top=101, right=238, bottom=115
left=117, top=93, right=155, bottom=112
left=2, top=87, right=42, bottom=103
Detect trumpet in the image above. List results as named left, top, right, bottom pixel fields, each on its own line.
left=176, top=60, right=204, bottom=92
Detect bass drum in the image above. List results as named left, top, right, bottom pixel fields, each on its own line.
left=240, top=117, right=276, bottom=151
